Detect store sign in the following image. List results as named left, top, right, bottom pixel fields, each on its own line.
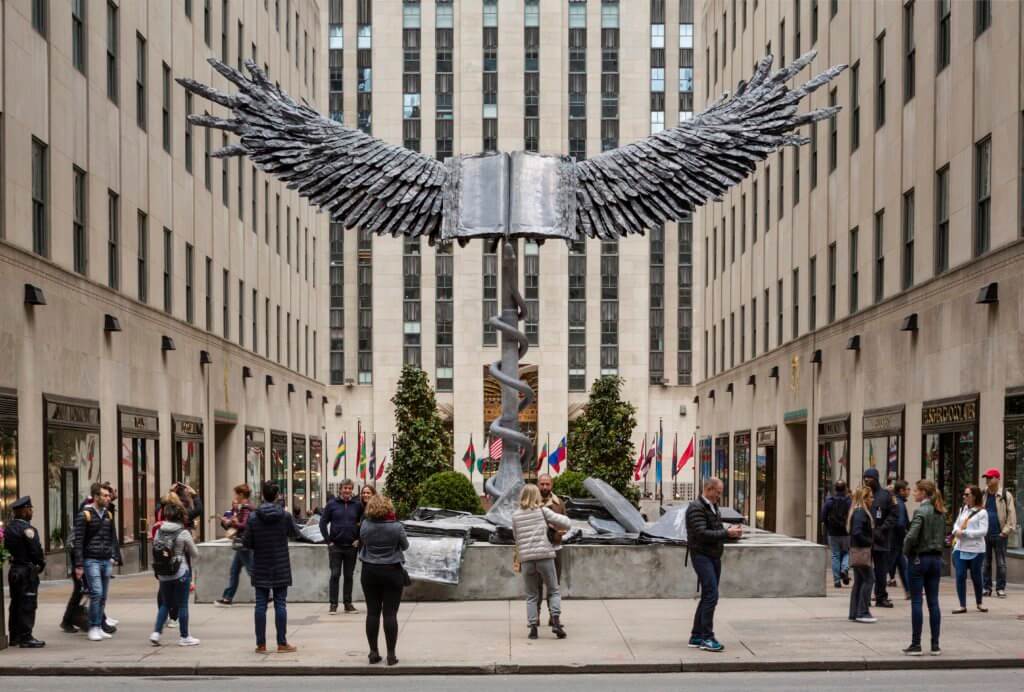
left=120, top=411, right=158, bottom=436
left=818, top=418, right=849, bottom=438
left=922, top=399, right=978, bottom=427
left=1006, top=393, right=1024, bottom=419
left=271, top=431, right=289, bottom=448
left=47, top=401, right=100, bottom=428
left=246, top=428, right=266, bottom=446
left=173, top=418, right=204, bottom=438
left=734, top=431, right=751, bottom=448
left=863, top=410, right=903, bottom=436
left=756, top=428, right=776, bottom=446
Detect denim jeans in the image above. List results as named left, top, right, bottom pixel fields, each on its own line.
left=909, top=554, right=942, bottom=648
left=83, top=558, right=112, bottom=629
left=953, top=550, right=984, bottom=607
left=848, top=565, right=874, bottom=619
left=983, top=534, right=1008, bottom=592
left=155, top=570, right=192, bottom=637
left=690, top=553, right=721, bottom=641
left=254, top=586, right=288, bottom=647
left=828, top=536, right=850, bottom=583
left=222, top=550, right=253, bottom=601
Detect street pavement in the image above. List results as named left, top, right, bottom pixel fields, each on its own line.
left=1, top=572, right=1022, bottom=675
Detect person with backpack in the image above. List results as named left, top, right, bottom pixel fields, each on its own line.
left=821, top=480, right=852, bottom=588
left=981, top=468, right=1018, bottom=598
left=149, top=502, right=200, bottom=646
left=72, top=482, right=122, bottom=642
left=950, top=484, right=988, bottom=614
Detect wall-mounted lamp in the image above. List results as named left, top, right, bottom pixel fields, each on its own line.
left=345, top=378, right=355, bottom=388
left=725, top=383, right=734, bottom=395
left=161, top=336, right=176, bottom=351
left=306, top=389, right=313, bottom=401
left=24, top=283, right=46, bottom=305
left=810, top=349, right=823, bottom=364
left=976, top=282, right=999, bottom=304
left=287, top=383, right=296, bottom=394
left=265, top=374, right=275, bottom=387
left=678, top=404, right=687, bottom=417
left=708, top=389, right=716, bottom=400
left=242, top=366, right=253, bottom=380
left=692, top=396, right=700, bottom=405
left=769, top=366, right=779, bottom=379
left=334, top=404, right=343, bottom=417
left=199, top=350, right=213, bottom=365
left=747, top=374, right=756, bottom=386
left=321, top=396, right=329, bottom=407
left=900, top=313, right=919, bottom=332
left=846, top=335, right=861, bottom=351
left=104, top=314, right=122, bottom=332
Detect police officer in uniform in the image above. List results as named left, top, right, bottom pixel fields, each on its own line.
left=6, top=496, right=46, bottom=648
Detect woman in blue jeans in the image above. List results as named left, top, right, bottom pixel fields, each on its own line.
left=950, top=484, right=988, bottom=614
left=901, top=479, right=947, bottom=656
left=149, top=503, right=200, bottom=646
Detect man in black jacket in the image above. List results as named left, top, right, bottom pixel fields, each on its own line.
left=863, top=468, right=897, bottom=608
left=319, top=479, right=363, bottom=614
left=244, top=482, right=303, bottom=653
left=72, top=482, right=122, bottom=642
left=821, top=480, right=852, bottom=588
left=685, top=477, right=742, bottom=652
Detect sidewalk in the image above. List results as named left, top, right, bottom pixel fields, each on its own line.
left=2, top=573, right=1022, bottom=675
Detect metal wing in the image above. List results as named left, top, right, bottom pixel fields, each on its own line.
left=178, top=59, right=448, bottom=240
left=573, top=51, right=846, bottom=239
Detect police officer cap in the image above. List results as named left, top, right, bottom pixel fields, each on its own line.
left=11, top=496, right=32, bottom=510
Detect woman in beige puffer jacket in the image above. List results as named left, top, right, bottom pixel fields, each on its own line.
left=512, top=484, right=572, bottom=640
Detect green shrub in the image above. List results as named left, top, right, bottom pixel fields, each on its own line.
left=417, top=471, right=484, bottom=515
left=551, top=470, right=589, bottom=499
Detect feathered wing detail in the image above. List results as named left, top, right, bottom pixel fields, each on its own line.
left=178, top=59, right=448, bottom=240
left=574, top=51, right=847, bottom=239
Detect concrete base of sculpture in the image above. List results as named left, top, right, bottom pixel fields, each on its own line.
left=195, top=532, right=827, bottom=603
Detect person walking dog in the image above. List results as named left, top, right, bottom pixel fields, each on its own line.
left=512, top=484, right=572, bottom=641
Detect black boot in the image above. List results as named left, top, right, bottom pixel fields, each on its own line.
left=528, top=625, right=538, bottom=640
left=551, top=616, right=567, bottom=639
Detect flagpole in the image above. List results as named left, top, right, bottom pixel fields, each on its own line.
left=658, top=418, right=664, bottom=509
left=469, top=433, right=474, bottom=485
left=371, top=433, right=377, bottom=490
left=545, top=432, right=550, bottom=476
left=351, top=419, right=358, bottom=481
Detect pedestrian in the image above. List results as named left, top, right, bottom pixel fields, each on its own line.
left=821, top=480, right=852, bottom=588
left=174, top=482, right=204, bottom=534
left=981, top=468, right=1017, bottom=598
left=862, top=468, right=897, bottom=608
left=902, top=479, right=947, bottom=656
left=847, top=485, right=876, bottom=624
left=888, top=480, right=911, bottom=598
left=359, top=494, right=410, bottom=666
left=216, top=483, right=255, bottom=607
left=537, top=473, right=567, bottom=624
left=72, top=482, right=123, bottom=642
left=319, top=478, right=363, bottom=615
left=950, top=484, right=988, bottom=614
left=153, top=491, right=186, bottom=628
left=512, top=484, right=572, bottom=641
left=149, top=502, right=200, bottom=646
left=360, top=485, right=376, bottom=508
left=243, top=481, right=302, bottom=653
left=5, top=496, right=46, bottom=648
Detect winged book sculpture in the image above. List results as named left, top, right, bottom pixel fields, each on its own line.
left=179, top=51, right=844, bottom=526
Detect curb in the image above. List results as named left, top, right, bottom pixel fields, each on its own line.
left=2, top=657, right=1022, bottom=676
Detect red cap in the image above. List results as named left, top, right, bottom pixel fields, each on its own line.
left=982, top=468, right=1001, bottom=480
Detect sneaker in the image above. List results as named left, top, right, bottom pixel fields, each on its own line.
left=60, top=624, right=80, bottom=634
left=834, top=581, right=842, bottom=588
left=841, top=572, right=851, bottom=586
left=215, top=598, right=233, bottom=608
left=105, top=617, right=119, bottom=627
left=276, top=643, right=298, bottom=653
left=996, top=590, right=1007, bottom=599
left=888, top=579, right=898, bottom=587
left=983, top=589, right=993, bottom=598
left=101, top=622, right=117, bottom=635
left=687, top=636, right=704, bottom=648
left=902, top=644, right=922, bottom=656
left=930, top=644, right=942, bottom=656
left=166, top=619, right=178, bottom=629
left=328, top=604, right=338, bottom=615
left=149, top=632, right=161, bottom=647
left=855, top=616, right=877, bottom=624
left=876, top=600, right=895, bottom=609
left=179, top=636, right=201, bottom=647
left=527, top=625, right=538, bottom=640
left=254, top=645, right=268, bottom=653
left=699, top=639, right=725, bottom=652
left=87, top=627, right=104, bottom=642
left=343, top=603, right=358, bottom=614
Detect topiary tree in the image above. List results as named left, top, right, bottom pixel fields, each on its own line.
left=388, top=365, right=454, bottom=518
left=567, top=375, right=638, bottom=498
left=418, top=471, right=484, bottom=515
left=551, top=469, right=589, bottom=500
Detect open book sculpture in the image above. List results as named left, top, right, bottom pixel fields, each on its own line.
left=180, top=51, right=845, bottom=525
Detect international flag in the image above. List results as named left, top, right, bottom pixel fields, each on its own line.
left=536, top=437, right=548, bottom=473
left=549, top=436, right=567, bottom=473
left=357, top=431, right=368, bottom=480
left=655, top=429, right=664, bottom=484
left=670, top=434, right=679, bottom=478
left=489, top=434, right=503, bottom=461
left=633, top=434, right=647, bottom=481
left=368, top=435, right=377, bottom=480
left=333, top=434, right=346, bottom=474
left=676, top=436, right=694, bottom=474
left=463, top=436, right=477, bottom=472
left=375, top=454, right=387, bottom=481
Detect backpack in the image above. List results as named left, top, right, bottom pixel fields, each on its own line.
left=152, top=528, right=184, bottom=577
left=826, top=496, right=850, bottom=535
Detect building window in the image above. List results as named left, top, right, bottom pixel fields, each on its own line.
left=751, top=295, right=757, bottom=359
left=904, top=1, right=915, bottom=102
left=107, top=190, right=119, bottom=290
left=221, top=0, right=229, bottom=61
left=569, top=239, right=587, bottom=390
left=32, top=0, right=47, bottom=36
left=265, top=299, right=270, bottom=359
left=238, top=280, right=244, bottom=347
left=811, top=0, right=819, bottom=45
left=875, top=32, right=886, bottom=129
left=107, top=1, right=118, bottom=103
left=935, top=165, right=950, bottom=275
left=251, top=289, right=257, bottom=352
left=204, top=0, right=211, bottom=45
left=740, top=195, right=747, bottom=253
left=937, top=0, right=951, bottom=71
left=183, top=243, right=194, bottom=323
left=873, top=210, right=885, bottom=303
left=72, top=0, right=86, bottom=72
left=163, top=228, right=173, bottom=314
left=776, top=153, right=784, bottom=221
left=162, top=63, right=172, bottom=152
left=764, top=165, right=771, bottom=232
left=402, top=237, right=421, bottom=367
left=827, top=242, right=837, bottom=323
left=762, top=288, right=769, bottom=354
left=849, top=227, right=859, bottom=314
left=203, top=113, right=212, bottom=190
left=221, top=134, right=229, bottom=206
left=137, top=212, right=148, bottom=303
left=222, top=269, right=230, bottom=340
left=678, top=215, right=693, bottom=384
left=184, top=92, right=194, bottom=173
left=237, top=159, right=244, bottom=222
left=525, top=241, right=541, bottom=346
left=793, top=145, right=801, bottom=206
left=436, top=243, right=454, bottom=391
left=810, top=120, right=818, bottom=187
left=650, top=226, right=665, bottom=384
left=729, top=312, right=735, bottom=369
left=739, top=304, right=746, bottom=363
left=828, top=88, right=837, bottom=172
left=357, top=228, right=372, bottom=384
left=849, top=61, right=859, bottom=151
left=809, top=255, right=817, bottom=331
left=776, top=279, right=783, bottom=347
left=902, top=189, right=915, bottom=290
left=482, top=244, right=498, bottom=346
left=31, top=138, right=49, bottom=257
left=975, top=0, right=991, bottom=37
left=136, top=35, right=148, bottom=131
left=72, top=167, right=87, bottom=274
left=205, top=257, right=213, bottom=331
left=975, top=136, right=991, bottom=257
left=329, top=222, right=344, bottom=384
left=752, top=179, right=758, bottom=242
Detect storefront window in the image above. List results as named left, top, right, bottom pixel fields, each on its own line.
left=0, top=391, right=18, bottom=523
left=1005, top=391, right=1024, bottom=550
left=245, top=427, right=266, bottom=501
left=922, top=396, right=979, bottom=532
left=698, top=437, right=712, bottom=490
left=118, top=407, right=159, bottom=563
left=862, top=406, right=904, bottom=483
left=817, top=416, right=850, bottom=544
left=755, top=428, right=777, bottom=531
left=270, top=431, right=289, bottom=501
left=172, top=415, right=204, bottom=540
left=714, top=434, right=730, bottom=506
left=291, top=434, right=307, bottom=514
left=733, top=431, right=751, bottom=519
left=309, top=436, right=323, bottom=512
left=44, top=397, right=101, bottom=552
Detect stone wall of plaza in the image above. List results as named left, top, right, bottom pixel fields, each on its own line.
left=0, top=1, right=328, bottom=576
left=694, top=1, right=1024, bottom=542
left=320, top=1, right=700, bottom=494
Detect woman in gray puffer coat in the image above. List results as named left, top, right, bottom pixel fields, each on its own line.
left=512, top=484, right=572, bottom=640
left=150, top=502, right=199, bottom=647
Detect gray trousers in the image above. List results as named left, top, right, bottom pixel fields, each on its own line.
left=523, top=558, right=561, bottom=626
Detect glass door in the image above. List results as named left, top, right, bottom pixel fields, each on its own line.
left=924, top=430, right=977, bottom=533
left=714, top=435, right=730, bottom=506
left=755, top=445, right=777, bottom=531
left=817, top=438, right=849, bottom=543
left=291, top=435, right=307, bottom=516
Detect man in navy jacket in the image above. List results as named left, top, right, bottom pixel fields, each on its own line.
left=319, top=479, right=364, bottom=614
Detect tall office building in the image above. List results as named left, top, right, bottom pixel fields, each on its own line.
left=0, top=0, right=327, bottom=575
left=323, top=1, right=699, bottom=494
left=695, top=0, right=1024, bottom=544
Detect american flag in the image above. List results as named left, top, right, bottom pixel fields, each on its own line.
left=489, top=435, right=503, bottom=460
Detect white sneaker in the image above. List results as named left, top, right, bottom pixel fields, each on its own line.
left=106, top=617, right=119, bottom=627
left=179, top=636, right=201, bottom=647
left=88, top=627, right=104, bottom=641
left=166, top=619, right=178, bottom=629
left=150, top=632, right=161, bottom=646
left=100, top=628, right=113, bottom=639
left=855, top=616, right=877, bottom=624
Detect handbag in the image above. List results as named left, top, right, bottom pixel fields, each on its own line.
left=850, top=546, right=872, bottom=568
left=401, top=566, right=412, bottom=587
